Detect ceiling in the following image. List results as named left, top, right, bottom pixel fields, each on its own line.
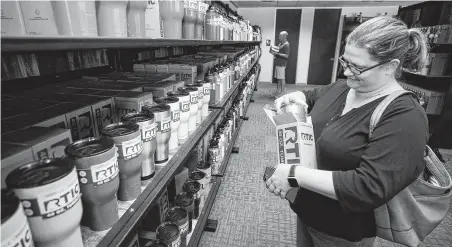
left=230, top=0, right=425, bottom=8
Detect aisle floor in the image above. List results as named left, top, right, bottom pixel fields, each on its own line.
left=198, top=83, right=452, bottom=247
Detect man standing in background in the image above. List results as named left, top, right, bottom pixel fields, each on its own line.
left=271, top=31, right=290, bottom=97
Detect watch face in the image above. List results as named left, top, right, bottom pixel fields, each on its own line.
left=288, top=177, right=298, bottom=187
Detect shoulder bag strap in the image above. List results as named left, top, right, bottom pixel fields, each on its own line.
left=369, top=90, right=416, bottom=138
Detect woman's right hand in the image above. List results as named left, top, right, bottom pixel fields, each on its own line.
left=274, top=91, right=308, bottom=114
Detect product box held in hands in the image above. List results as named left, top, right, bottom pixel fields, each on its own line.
left=264, top=105, right=317, bottom=169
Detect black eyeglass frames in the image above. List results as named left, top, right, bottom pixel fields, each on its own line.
left=338, top=56, right=391, bottom=75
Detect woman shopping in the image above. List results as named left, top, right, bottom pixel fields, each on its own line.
left=266, top=16, right=430, bottom=247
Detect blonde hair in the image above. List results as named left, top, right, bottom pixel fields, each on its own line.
left=346, top=16, right=428, bottom=71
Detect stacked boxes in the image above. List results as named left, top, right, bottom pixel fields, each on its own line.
left=399, top=81, right=445, bottom=115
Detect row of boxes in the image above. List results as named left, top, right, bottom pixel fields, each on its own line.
left=419, top=53, right=452, bottom=76
left=0, top=72, right=190, bottom=189
left=399, top=81, right=445, bottom=115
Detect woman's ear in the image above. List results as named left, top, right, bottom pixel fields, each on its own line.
left=386, top=59, right=400, bottom=74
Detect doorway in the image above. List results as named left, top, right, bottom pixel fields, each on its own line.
left=307, top=9, right=341, bottom=85
left=273, top=9, right=301, bottom=85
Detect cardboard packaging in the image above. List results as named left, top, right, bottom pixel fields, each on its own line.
left=66, top=79, right=144, bottom=92
left=167, top=167, right=189, bottom=208
left=114, top=91, right=154, bottom=121
left=264, top=106, right=317, bottom=169
left=33, top=104, right=72, bottom=129
left=180, top=64, right=197, bottom=84
left=65, top=103, right=96, bottom=141
left=428, top=53, right=451, bottom=76
left=1, top=143, right=35, bottom=188
left=2, top=127, right=72, bottom=160
left=139, top=188, right=170, bottom=240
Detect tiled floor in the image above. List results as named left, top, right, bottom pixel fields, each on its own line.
left=198, top=83, right=452, bottom=247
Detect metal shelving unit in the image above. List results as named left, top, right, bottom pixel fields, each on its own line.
left=1, top=36, right=260, bottom=52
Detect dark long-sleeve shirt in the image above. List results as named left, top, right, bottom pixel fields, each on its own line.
left=290, top=80, right=428, bottom=241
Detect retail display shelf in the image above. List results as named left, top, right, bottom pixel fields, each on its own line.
left=402, top=68, right=452, bottom=79
left=187, top=178, right=222, bottom=247
left=1, top=36, right=261, bottom=52
left=209, top=56, right=260, bottom=109
left=216, top=89, right=255, bottom=176
left=82, top=109, right=221, bottom=247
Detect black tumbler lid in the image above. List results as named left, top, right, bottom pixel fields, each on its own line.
left=6, top=158, right=74, bottom=189
left=65, top=137, right=115, bottom=158
left=102, top=122, right=140, bottom=137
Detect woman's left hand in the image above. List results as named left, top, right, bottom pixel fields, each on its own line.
left=266, top=164, right=293, bottom=199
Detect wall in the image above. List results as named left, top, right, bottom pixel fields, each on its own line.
left=240, top=6, right=399, bottom=84
left=238, top=8, right=276, bottom=83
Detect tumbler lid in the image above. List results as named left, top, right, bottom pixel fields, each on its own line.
left=183, top=180, right=201, bottom=194
left=154, top=97, right=179, bottom=105
left=144, top=240, right=168, bottom=247
left=6, top=158, right=74, bottom=189
left=197, top=161, right=211, bottom=170
left=121, top=112, right=155, bottom=123
left=168, top=91, right=189, bottom=97
left=178, top=87, right=197, bottom=92
left=165, top=207, right=188, bottom=223
left=1, top=189, right=20, bottom=224
left=156, top=222, right=180, bottom=241
left=65, top=137, right=115, bottom=158
left=189, top=171, right=206, bottom=181
left=142, top=104, right=171, bottom=113
left=101, top=122, right=140, bottom=137
left=174, top=193, right=194, bottom=208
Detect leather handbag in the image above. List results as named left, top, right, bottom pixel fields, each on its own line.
left=369, top=90, right=452, bottom=247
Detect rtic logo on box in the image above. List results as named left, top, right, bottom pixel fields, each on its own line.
left=301, top=133, right=314, bottom=142
left=37, top=149, right=49, bottom=160
left=96, top=104, right=113, bottom=131
left=142, top=123, right=157, bottom=142
left=172, top=110, right=181, bottom=122
left=87, top=157, right=119, bottom=186
left=70, top=117, right=79, bottom=140
left=78, top=112, right=94, bottom=139
left=278, top=126, right=301, bottom=164
left=24, top=175, right=81, bottom=219
left=2, top=219, right=34, bottom=247
left=118, top=108, right=137, bottom=118
left=121, top=136, right=143, bottom=160
left=190, top=95, right=198, bottom=104
left=181, top=101, right=190, bottom=112
left=159, top=118, right=172, bottom=133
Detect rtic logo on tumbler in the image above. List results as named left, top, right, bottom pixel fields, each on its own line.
left=189, top=0, right=198, bottom=11
left=121, top=136, right=143, bottom=160
left=181, top=101, right=190, bottom=112
left=190, top=94, right=198, bottom=104
left=172, top=110, right=181, bottom=122
left=180, top=221, right=189, bottom=235
left=142, top=123, right=157, bottom=142
left=159, top=118, right=172, bottom=133
left=22, top=175, right=81, bottom=219
left=204, top=86, right=210, bottom=96
left=198, top=89, right=204, bottom=98
left=2, top=221, right=34, bottom=247
left=78, top=156, right=119, bottom=186
left=171, top=236, right=181, bottom=247
left=278, top=127, right=301, bottom=164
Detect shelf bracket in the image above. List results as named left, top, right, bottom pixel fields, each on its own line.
left=232, top=147, right=239, bottom=154
left=204, top=219, right=218, bottom=233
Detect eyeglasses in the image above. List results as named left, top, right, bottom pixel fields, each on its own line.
left=338, top=56, right=390, bottom=75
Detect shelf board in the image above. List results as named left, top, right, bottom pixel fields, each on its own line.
left=0, top=36, right=261, bottom=52
left=209, top=57, right=260, bottom=109
left=402, top=68, right=452, bottom=79
left=86, top=109, right=221, bottom=247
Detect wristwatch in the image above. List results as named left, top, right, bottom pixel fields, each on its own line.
left=288, top=165, right=298, bottom=187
